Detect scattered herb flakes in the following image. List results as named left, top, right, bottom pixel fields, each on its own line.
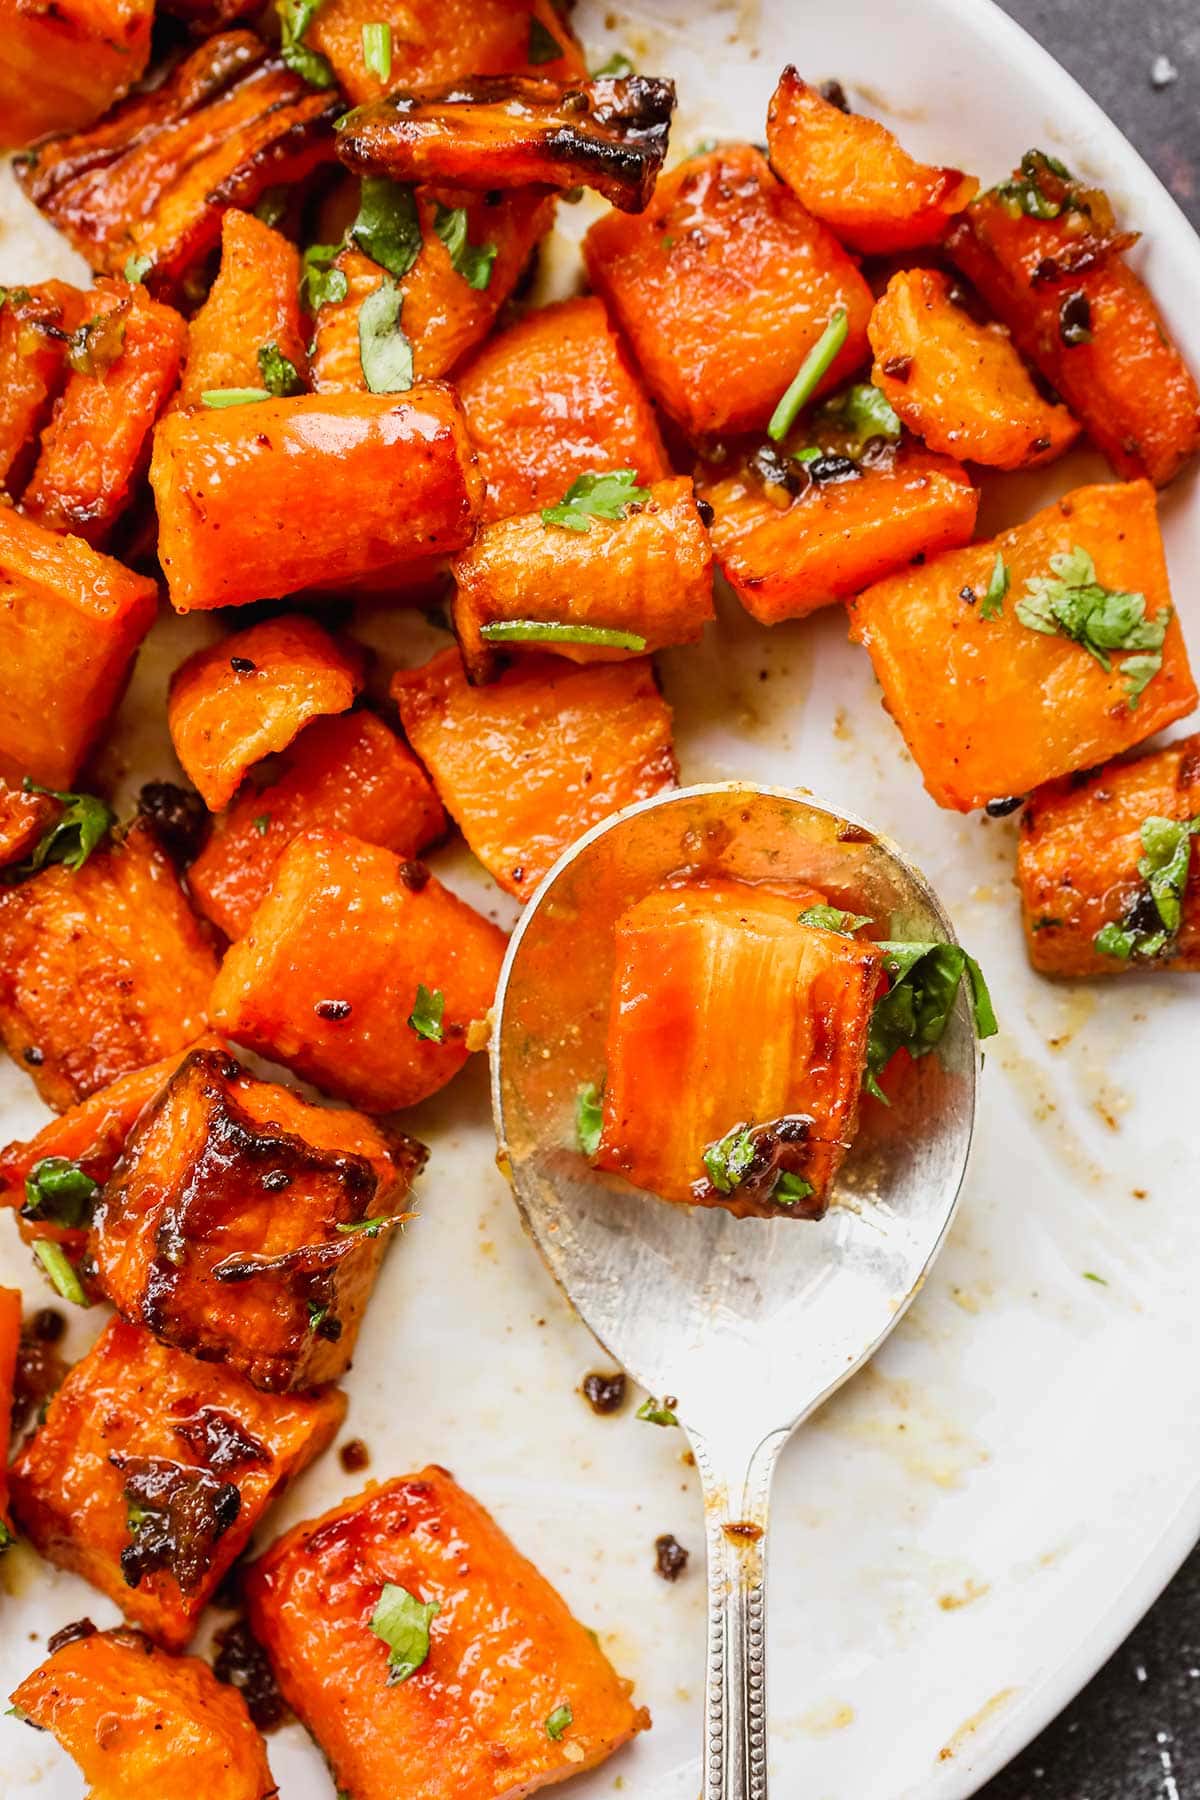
left=993, top=148, right=1079, bottom=220
left=980, top=553, right=1009, bottom=621
left=767, top=307, right=849, bottom=443
left=23, top=1157, right=97, bottom=1228
left=433, top=204, right=498, bottom=291
left=334, top=1215, right=387, bottom=1237
left=277, top=0, right=335, bottom=88
left=1015, top=544, right=1168, bottom=706
left=254, top=188, right=289, bottom=229
left=1083, top=1270, right=1109, bottom=1285
left=253, top=814, right=271, bottom=836
left=201, top=387, right=271, bottom=408
left=774, top=1172, right=816, bottom=1206
left=1094, top=813, right=1200, bottom=961
left=480, top=620, right=646, bottom=651
left=358, top=278, right=414, bottom=394
left=865, top=941, right=998, bottom=1103
left=576, top=1082, right=604, bottom=1158
left=528, top=14, right=564, bottom=62
left=702, top=1122, right=756, bottom=1195
left=813, top=381, right=901, bottom=453
left=541, top=469, right=650, bottom=533
left=123, top=253, right=152, bottom=284
left=408, top=982, right=445, bottom=1042
left=257, top=342, right=303, bottom=397
left=361, top=19, right=392, bottom=81
left=300, top=243, right=348, bottom=311
left=18, top=780, right=112, bottom=874
left=306, top=1300, right=330, bottom=1333
left=32, top=1240, right=88, bottom=1307
left=797, top=905, right=872, bottom=934
left=369, top=1582, right=439, bottom=1683
left=351, top=176, right=423, bottom=279
left=637, top=1396, right=679, bottom=1427
left=592, top=50, right=634, bottom=76
left=545, top=1703, right=574, bottom=1740
left=67, top=308, right=126, bottom=377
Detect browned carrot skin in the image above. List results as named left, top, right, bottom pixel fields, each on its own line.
left=0, top=282, right=88, bottom=494
left=188, top=711, right=446, bottom=942
left=167, top=617, right=365, bottom=813
left=309, top=0, right=584, bottom=108
left=392, top=649, right=677, bottom=902
left=0, top=506, right=157, bottom=790
left=10, top=1626, right=277, bottom=1800
left=0, top=821, right=219, bottom=1113
left=150, top=387, right=482, bottom=612
left=0, top=1284, right=18, bottom=1537
left=243, top=1467, right=649, bottom=1800
left=337, top=75, right=675, bottom=213
left=1018, top=734, right=1200, bottom=977
left=9, top=1316, right=345, bottom=1650
left=0, top=0, right=153, bottom=151
left=15, top=32, right=338, bottom=298
left=23, top=279, right=187, bottom=547
left=453, top=476, right=714, bottom=679
left=176, top=210, right=307, bottom=410
left=0, top=782, right=58, bottom=872
left=91, top=1046, right=426, bottom=1391
left=946, top=164, right=1200, bottom=486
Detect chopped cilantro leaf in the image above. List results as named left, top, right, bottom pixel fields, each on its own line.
left=797, top=905, right=872, bottom=934
left=358, top=278, right=413, bottom=393
left=865, top=940, right=997, bottom=1103
left=433, top=204, right=498, bottom=291
left=306, top=1300, right=330, bottom=1333
left=1083, top=1270, right=1109, bottom=1285
left=541, top=469, right=650, bottom=533
left=992, top=149, right=1079, bottom=219
left=980, top=553, right=1009, bottom=621
left=18, top=780, right=112, bottom=874
left=351, top=177, right=423, bottom=279
left=253, top=814, right=271, bottom=836
left=369, top=1582, right=439, bottom=1683
left=702, top=1122, right=756, bottom=1195
left=408, top=982, right=445, bottom=1042
left=1094, top=813, right=1200, bottom=960
left=576, top=1082, right=604, bottom=1158
left=528, top=14, right=564, bottom=62
left=1015, top=544, right=1168, bottom=707
left=774, top=1172, right=815, bottom=1206
left=546, top=1703, right=574, bottom=1740
left=767, top=308, right=849, bottom=443
left=123, top=253, right=152, bottom=284
left=277, top=0, right=334, bottom=87
left=813, top=381, right=901, bottom=453
left=334, top=1216, right=387, bottom=1237
left=636, top=1397, right=679, bottom=1427
left=300, top=243, right=348, bottom=311
left=23, top=1157, right=97, bottom=1228
left=479, top=620, right=646, bottom=651
left=32, top=1239, right=88, bottom=1307
left=257, top=342, right=303, bottom=397
left=592, top=51, right=634, bottom=76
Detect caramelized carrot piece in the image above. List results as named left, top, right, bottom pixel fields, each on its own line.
left=151, top=386, right=481, bottom=612
left=0, top=821, right=219, bottom=1112
left=455, top=296, right=669, bottom=521
left=176, top=210, right=307, bottom=409
left=189, top=710, right=445, bottom=941
left=309, top=0, right=584, bottom=108
left=584, top=144, right=872, bottom=438
left=946, top=155, right=1200, bottom=486
left=0, top=282, right=88, bottom=493
left=210, top=829, right=506, bottom=1112
left=697, top=440, right=978, bottom=625
left=595, top=880, right=880, bottom=1213
left=1018, top=734, right=1200, bottom=977
left=11, top=1626, right=276, bottom=1800
left=868, top=268, right=1079, bottom=469
left=167, top=616, right=364, bottom=811
left=92, top=1046, right=425, bottom=1391
left=0, top=0, right=152, bottom=150
left=0, top=507, right=157, bottom=789
left=244, top=1467, right=648, bottom=1800
left=0, top=1285, right=18, bottom=1541
left=453, top=475, right=713, bottom=678
left=847, top=480, right=1197, bottom=811
left=0, top=781, right=58, bottom=871
left=765, top=69, right=977, bottom=253
left=16, top=32, right=338, bottom=297
left=309, top=189, right=555, bottom=391
left=392, top=649, right=676, bottom=901
left=337, top=75, right=674, bottom=213
left=23, top=279, right=186, bottom=546
left=9, top=1316, right=345, bottom=1649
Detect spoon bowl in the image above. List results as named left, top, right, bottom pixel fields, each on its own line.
left=491, top=782, right=979, bottom=1800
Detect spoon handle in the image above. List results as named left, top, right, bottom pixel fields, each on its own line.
left=693, top=1430, right=784, bottom=1800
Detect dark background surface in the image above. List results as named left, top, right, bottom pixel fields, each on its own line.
left=979, top=6, right=1199, bottom=1796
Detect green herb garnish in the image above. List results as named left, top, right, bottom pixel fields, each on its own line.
left=1083, top=1270, right=1108, bottom=1285
left=351, top=177, right=423, bottom=280
left=369, top=1583, right=439, bottom=1683
left=408, top=982, right=445, bottom=1042
left=636, top=1397, right=679, bottom=1427
left=32, top=1239, right=87, bottom=1307
left=865, top=940, right=998, bottom=1103
left=358, top=278, right=414, bottom=393
left=277, top=0, right=334, bottom=87
left=334, top=1216, right=387, bottom=1237
left=797, top=905, right=872, bottom=934
left=980, top=553, right=1009, bottom=621
left=361, top=20, right=392, bottom=80
left=306, top=1300, right=330, bottom=1332
left=993, top=149, right=1080, bottom=220
left=255, top=189, right=289, bottom=229
left=432, top=204, right=498, bottom=291
left=201, top=387, right=271, bottom=407
left=123, top=253, right=152, bottom=284
left=767, top=308, right=849, bottom=443
left=23, top=1157, right=97, bottom=1228
left=479, top=621, right=647, bottom=651
left=19, top=780, right=112, bottom=874
left=1015, top=544, right=1168, bottom=707
left=1093, top=813, right=1200, bottom=961
left=576, top=1082, right=604, bottom=1158
left=813, top=382, right=901, bottom=453
left=546, top=1703, right=574, bottom=1740
left=774, top=1172, right=815, bottom=1206
left=592, top=51, right=634, bottom=76
left=541, top=469, right=651, bottom=533
left=253, top=814, right=271, bottom=836
left=257, top=342, right=303, bottom=397
left=300, top=243, right=348, bottom=310
left=527, top=14, right=564, bottom=62
left=702, top=1123, right=756, bottom=1195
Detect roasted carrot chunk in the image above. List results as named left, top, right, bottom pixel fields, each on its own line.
left=9, top=1317, right=344, bottom=1649
left=1018, top=734, right=1200, bottom=977
left=765, top=69, right=977, bottom=253
left=584, top=144, right=872, bottom=439
left=453, top=475, right=713, bottom=678
left=946, top=153, right=1200, bottom=486
left=10, top=1625, right=276, bottom=1800
left=455, top=296, right=669, bottom=522
left=16, top=32, right=338, bottom=297
left=0, top=1037, right=222, bottom=1291
left=0, top=1285, right=18, bottom=1542
left=160, top=0, right=259, bottom=31
left=594, top=880, right=881, bottom=1214
left=337, top=75, right=674, bottom=213
left=697, top=439, right=978, bottom=625
left=23, top=280, right=186, bottom=547
left=867, top=268, right=1079, bottom=469
left=210, top=829, right=506, bottom=1111
left=392, top=649, right=676, bottom=901
left=847, top=480, right=1198, bottom=812
left=0, top=507, right=157, bottom=789
left=167, top=616, right=365, bottom=812
left=0, top=820, right=219, bottom=1112
left=308, top=0, right=583, bottom=108
left=244, top=1466, right=648, bottom=1800
left=0, top=282, right=88, bottom=494
left=0, top=781, right=58, bottom=871
left=91, top=1046, right=425, bottom=1391
left=189, top=710, right=445, bottom=941
left=308, top=188, right=555, bottom=391
left=176, top=210, right=307, bottom=410
left=151, top=387, right=482, bottom=612
left=0, top=0, right=152, bottom=150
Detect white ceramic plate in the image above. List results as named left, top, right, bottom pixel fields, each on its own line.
left=3, top=1, right=1199, bottom=1795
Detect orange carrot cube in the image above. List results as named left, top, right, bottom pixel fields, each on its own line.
left=0, top=281, right=87, bottom=493
left=308, top=0, right=583, bottom=108
left=0, top=0, right=153, bottom=150
left=176, top=209, right=308, bottom=409
left=0, top=1285, right=18, bottom=1541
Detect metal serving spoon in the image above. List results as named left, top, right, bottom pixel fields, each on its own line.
left=491, top=783, right=979, bottom=1800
